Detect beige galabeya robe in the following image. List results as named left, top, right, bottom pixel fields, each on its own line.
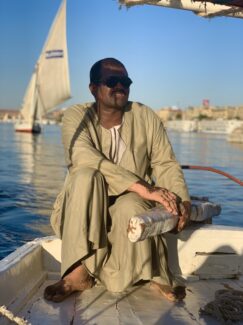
left=51, top=101, right=190, bottom=292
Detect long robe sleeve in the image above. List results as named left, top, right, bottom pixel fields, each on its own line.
left=148, top=112, right=190, bottom=202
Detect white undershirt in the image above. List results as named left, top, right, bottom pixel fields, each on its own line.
left=109, top=124, right=126, bottom=164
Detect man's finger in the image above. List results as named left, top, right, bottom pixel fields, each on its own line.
left=159, top=192, right=177, bottom=205
left=158, top=189, right=176, bottom=200
left=177, top=215, right=190, bottom=232
left=161, top=198, right=179, bottom=215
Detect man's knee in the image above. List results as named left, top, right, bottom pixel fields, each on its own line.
left=72, top=167, right=104, bottom=183
left=110, top=193, right=152, bottom=228
left=70, top=167, right=105, bottom=193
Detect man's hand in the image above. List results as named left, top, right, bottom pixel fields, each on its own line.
left=128, top=181, right=191, bottom=233
left=146, top=186, right=179, bottom=216
left=128, top=181, right=179, bottom=216
left=176, top=201, right=191, bottom=232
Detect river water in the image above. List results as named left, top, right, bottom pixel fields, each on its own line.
left=0, top=123, right=243, bottom=259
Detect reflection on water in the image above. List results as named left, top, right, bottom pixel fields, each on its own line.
left=14, top=127, right=66, bottom=216
left=0, top=124, right=243, bottom=259
left=0, top=123, right=66, bottom=258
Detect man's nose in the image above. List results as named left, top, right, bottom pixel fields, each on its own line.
left=114, top=82, right=125, bottom=89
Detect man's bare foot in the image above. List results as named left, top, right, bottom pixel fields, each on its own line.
left=173, top=285, right=186, bottom=300
left=44, top=264, right=94, bottom=302
left=150, top=281, right=186, bottom=302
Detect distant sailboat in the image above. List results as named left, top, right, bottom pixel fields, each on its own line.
left=15, top=0, right=71, bottom=133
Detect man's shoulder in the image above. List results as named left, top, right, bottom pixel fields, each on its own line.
left=129, top=102, right=160, bottom=120
left=63, top=102, right=94, bottom=118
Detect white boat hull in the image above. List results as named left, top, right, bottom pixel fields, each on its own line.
left=198, top=120, right=243, bottom=134
left=228, top=125, right=243, bottom=143
left=166, top=120, right=243, bottom=134
left=15, top=121, right=41, bottom=134
left=166, top=120, right=198, bottom=132
left=1, top=225, right=243, bottom=324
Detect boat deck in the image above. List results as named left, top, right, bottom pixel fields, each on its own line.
left=18, top=277, right=243, bottom=325
left=1, top=229, right=243, bottom=325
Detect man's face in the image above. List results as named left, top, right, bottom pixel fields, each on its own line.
left=94, top=64, right=131, bottom=110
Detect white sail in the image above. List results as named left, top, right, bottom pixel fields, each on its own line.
left=20, top=72, right=38, bottom=122
left=20, top=0, right=71, bottom=123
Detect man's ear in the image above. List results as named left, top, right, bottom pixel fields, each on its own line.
left=89, top=83, right=98, bottom=97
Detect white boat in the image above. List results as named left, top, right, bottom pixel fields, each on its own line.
left=15, top=0, right=71, bottom=134
left=1, top=222, right=243, bottom=324
left=164, top=119, right=243, bottom=134
left=228, top=125, right=243, bottom=143
left=166, top=120, right=198, bottom=132
left=14, top=122, right=41, bottom=134
left=198, top=119, right=243, bottom=134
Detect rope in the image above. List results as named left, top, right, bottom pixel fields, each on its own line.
left=0, top=305, right=30, bottom=325
left=200, top=289, right=243, bottom=324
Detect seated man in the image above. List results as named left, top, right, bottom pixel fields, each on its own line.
left=44, top=58, right=191, bottom=303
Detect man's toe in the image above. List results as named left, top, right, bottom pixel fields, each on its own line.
left=173, top=286, right=186, bottom=300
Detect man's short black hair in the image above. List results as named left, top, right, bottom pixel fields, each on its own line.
left=89, top=58, right=126, bottom=85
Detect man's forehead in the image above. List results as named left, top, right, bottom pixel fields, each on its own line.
left=101, top=64, right=128, bottom=78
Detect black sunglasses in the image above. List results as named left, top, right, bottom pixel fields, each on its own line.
left=100, top=76, right=133, bottom=89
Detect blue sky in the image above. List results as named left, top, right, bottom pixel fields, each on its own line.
left=0, top=0, right=243, bottom=110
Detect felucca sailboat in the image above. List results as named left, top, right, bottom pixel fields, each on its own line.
left=15, top=0, right=71, bottom=133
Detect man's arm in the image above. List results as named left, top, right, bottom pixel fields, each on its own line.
left=147, top=111, right=191, bottom=230
left=128, top=180, right=179, bottom=215
left=150, top=119, right=190, bottom=202
left=128, top=180, right=191, bottom=231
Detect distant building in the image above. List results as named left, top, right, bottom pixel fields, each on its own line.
left=157, top=104, right=243, bottom=123
left=45, top=109, right=64, bottom=123
left=0, top=109, right=20, bottom=121
left=156, top=107, right=182, bottom=122
left=0, top=107, right=67, bottom=123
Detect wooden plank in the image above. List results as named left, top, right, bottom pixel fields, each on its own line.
left=20, top=280, right=76, bottom=325
left=18, top=281, right=201, bottom=325
left=183, top=280, right=222, bottom=325
left=17, top=279, right=243, bottom=325
left=125, top=283, right=198, bottom=325
left=74, top=285, right=121, bottom=325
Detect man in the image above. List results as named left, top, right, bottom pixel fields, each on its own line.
left=44, top=58, right=191, bottom=303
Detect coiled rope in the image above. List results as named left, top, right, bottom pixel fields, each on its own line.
left=200, top=289, right=243, bottom=324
